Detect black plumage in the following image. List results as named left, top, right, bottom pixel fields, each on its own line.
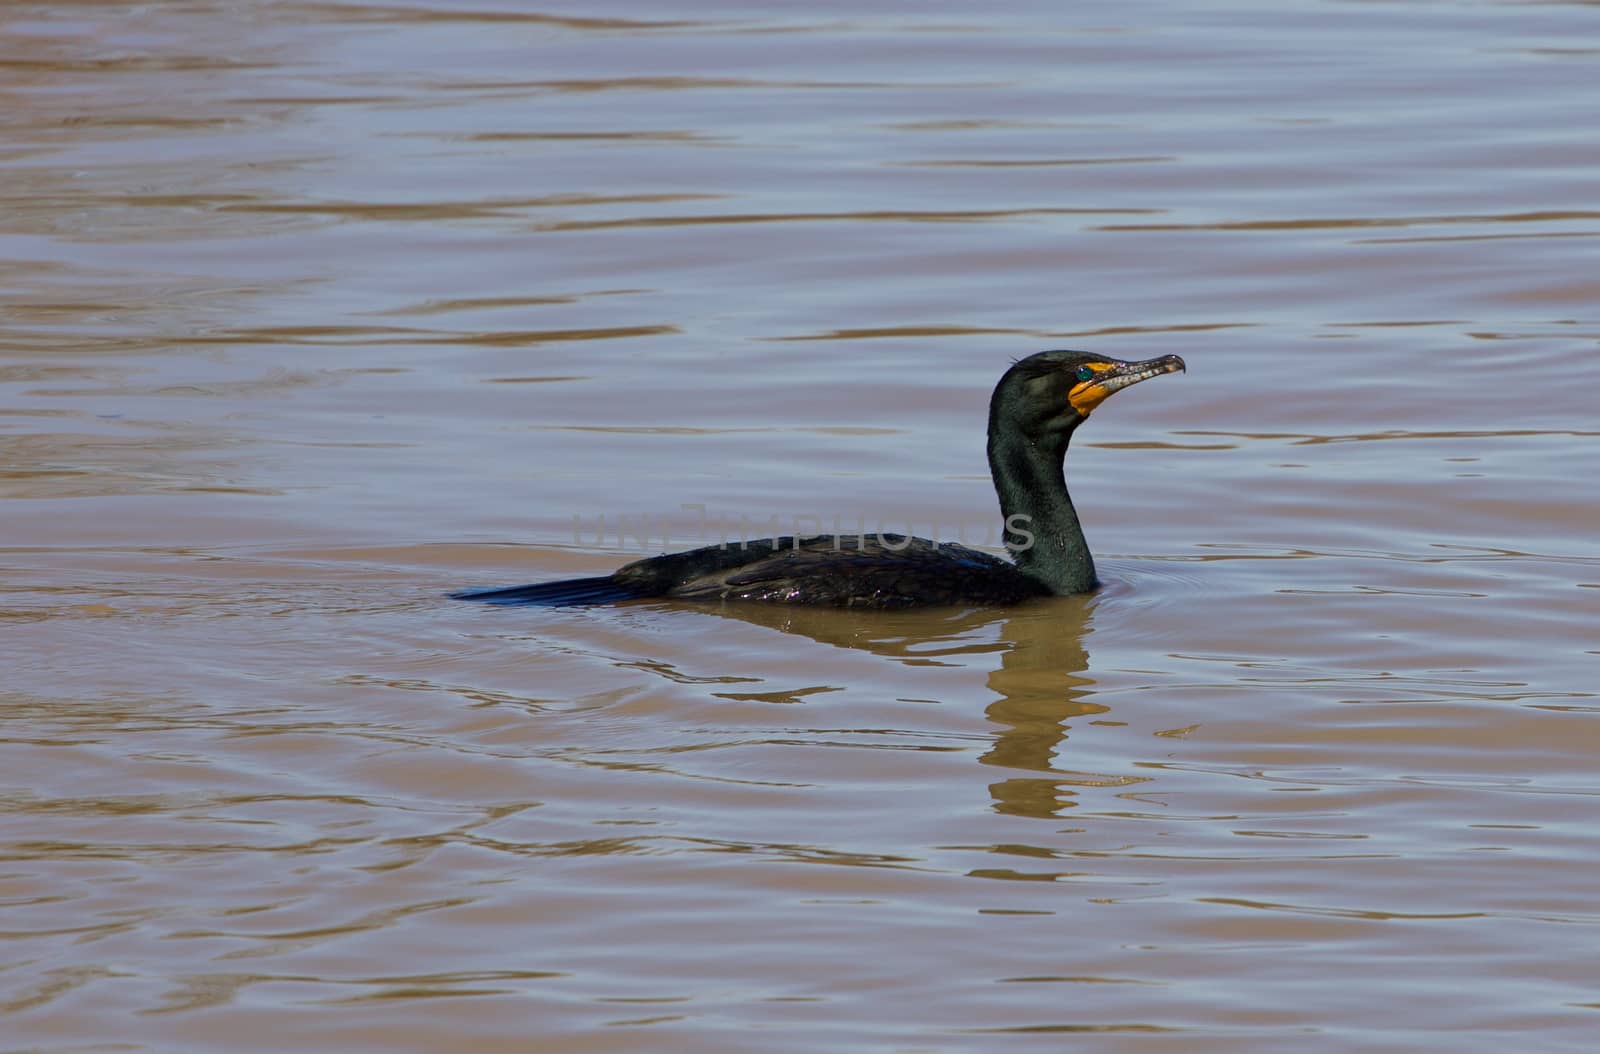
left=454, top=349, right=1183, bottom=609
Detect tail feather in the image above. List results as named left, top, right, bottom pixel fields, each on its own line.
left=451, top=575, right=647, bottom=607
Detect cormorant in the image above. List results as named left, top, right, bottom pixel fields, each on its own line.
left=453, top=349, right=1184, bottom=608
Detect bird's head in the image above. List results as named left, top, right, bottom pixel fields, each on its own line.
left=991, top=349, right=1186, bottom=440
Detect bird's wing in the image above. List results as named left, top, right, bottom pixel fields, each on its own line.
left=667, top=536, right=1038, bottom=607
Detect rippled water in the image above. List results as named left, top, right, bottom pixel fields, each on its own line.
left=4, top=1, right=1599, bottom=1050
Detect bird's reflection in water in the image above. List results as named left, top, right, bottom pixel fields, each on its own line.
left=978, top=601, right=1118, bottom=819
left=665, top=595, right=1109, bottom=819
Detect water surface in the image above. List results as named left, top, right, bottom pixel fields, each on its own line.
left=3, top=1, right=1598, bottom=1051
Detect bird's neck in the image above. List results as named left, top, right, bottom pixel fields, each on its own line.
left=987, top=427, right=1097, bottom=594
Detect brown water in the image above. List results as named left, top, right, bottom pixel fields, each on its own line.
left=4, top=1, right=1599, bottom=1050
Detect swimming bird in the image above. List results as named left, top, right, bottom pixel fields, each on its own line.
left=453, top=349, right=1184, bottom=608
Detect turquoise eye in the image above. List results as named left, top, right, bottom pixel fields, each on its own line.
left=1075, top=365, right=1096, bottom=382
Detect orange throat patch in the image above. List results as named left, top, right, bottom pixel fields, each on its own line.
left=1067, top=363, right=1117, bottom=416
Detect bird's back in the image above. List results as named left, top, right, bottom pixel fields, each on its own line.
left=618, top=534, right=1047, bottom=608
left=454, top=534, right=1048, bottom=608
